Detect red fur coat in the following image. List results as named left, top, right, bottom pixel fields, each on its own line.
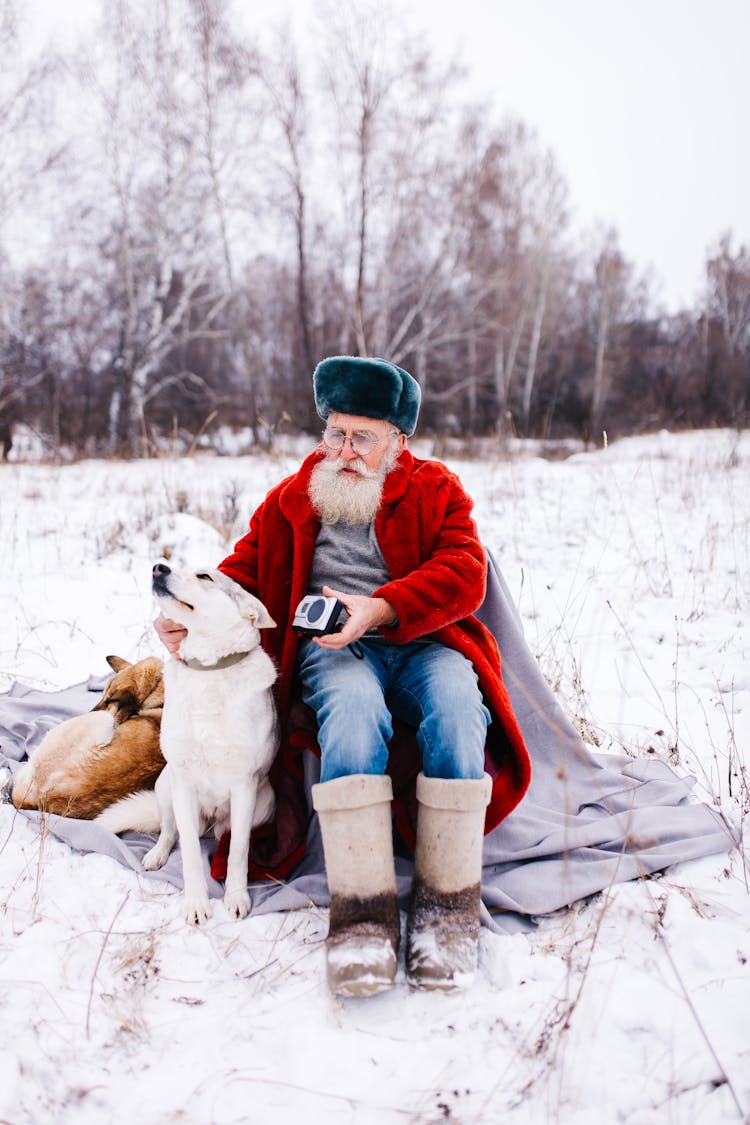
left=212, top=448, right=531, bottom=881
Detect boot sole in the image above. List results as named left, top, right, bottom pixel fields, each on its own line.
left=327, top=938, right=398, bottom=997
left=406, top=968, right=475, bottom=991
left=330, top=972, right=396, bottom=998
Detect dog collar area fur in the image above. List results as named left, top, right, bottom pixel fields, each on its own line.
left=179, top=651, right=252, bottom=672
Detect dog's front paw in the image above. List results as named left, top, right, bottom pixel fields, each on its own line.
left=223, top=887, right=251, bottom=920
left=184, top=892, right=211, bottom=926
left=142, top=841, right=172, bottom=870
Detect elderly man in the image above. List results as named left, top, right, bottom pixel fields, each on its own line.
left=157, top=356, right=530, bottom=996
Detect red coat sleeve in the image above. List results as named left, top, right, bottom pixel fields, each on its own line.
left=373, top=465, right=487, bottom=643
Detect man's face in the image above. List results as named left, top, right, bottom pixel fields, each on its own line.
left=309, top=412, right=407, bottom=525
left=324, top=413, right=406, bottom=475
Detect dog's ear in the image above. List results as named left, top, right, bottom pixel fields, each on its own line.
left=95, top=656, right=164, bottom=718
left=225, top=580, right=277, bottom=629
left=106, top=655, right=131, bottom=673
left=248, top=603, right=276, bottom=630
left=237, top=593, right=276, bottom=630
left=129, top=658, right=164, bottom=707
left=92, top=680, right=137, bottom=717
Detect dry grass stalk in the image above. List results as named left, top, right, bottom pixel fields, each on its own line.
left=85, top=892, right=131, bottom=1039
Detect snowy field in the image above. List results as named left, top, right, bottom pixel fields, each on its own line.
left=0, top=428, right=748, bottom=1124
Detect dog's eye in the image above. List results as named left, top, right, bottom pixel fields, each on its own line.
left=196, top=573, right=214, bottom=582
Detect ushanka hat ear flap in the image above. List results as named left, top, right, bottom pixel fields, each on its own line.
left=313, top=356, right=421, bottom=436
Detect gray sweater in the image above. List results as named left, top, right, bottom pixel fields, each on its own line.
left=307, top=521, right=391, bottom=599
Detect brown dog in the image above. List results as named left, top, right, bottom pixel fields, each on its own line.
left=9, top=655, right=165, bottom=819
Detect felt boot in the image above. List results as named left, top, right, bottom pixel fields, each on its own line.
left=311, top=773, right=400, bottom=997
left=406, top=772, right=492, bottom=991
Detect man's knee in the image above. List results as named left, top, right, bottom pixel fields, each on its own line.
left=307, top=668, right=388, bottom=724
left=411, top=653, right=489, bottom=779
left=299, top=647, right=392, bottom=780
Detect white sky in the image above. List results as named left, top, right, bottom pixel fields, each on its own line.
left=398, top=0, right=750, bottom=313
left=26, top=0, right=750, bottom=313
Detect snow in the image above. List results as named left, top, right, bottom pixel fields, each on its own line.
left=1, top=429, right=748, bottom=1124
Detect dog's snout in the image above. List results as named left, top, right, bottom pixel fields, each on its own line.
left=152, top=562, right=172, bottom=597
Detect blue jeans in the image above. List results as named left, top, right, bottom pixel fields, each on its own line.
left=297, top=639, right=490, bottom=783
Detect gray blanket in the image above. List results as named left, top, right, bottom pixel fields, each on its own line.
left=0, top=555, right=731, bottom=933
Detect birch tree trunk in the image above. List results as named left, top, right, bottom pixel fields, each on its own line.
left=521, top=266, right=549, bottom=436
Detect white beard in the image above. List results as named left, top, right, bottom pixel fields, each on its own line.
left=308, top=448, right=397, bottom=526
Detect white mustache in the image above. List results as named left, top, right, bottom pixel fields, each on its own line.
left=321, top=453, right=374, bottom=478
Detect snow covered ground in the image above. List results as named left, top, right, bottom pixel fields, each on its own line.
left=0, top=429, right=748, bottom=1124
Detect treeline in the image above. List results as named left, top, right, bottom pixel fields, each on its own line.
left=0, top=0, right=748, bottom=459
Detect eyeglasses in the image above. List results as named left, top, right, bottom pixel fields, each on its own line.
left=322, top=427, right=394, bottom=456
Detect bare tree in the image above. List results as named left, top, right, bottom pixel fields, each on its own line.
left=317, top=1, right=463, bottom=365
left=704, top=233, right=750, bottom=424
left=185, top=0, right=285, bottom=444
left=260, top=31, right=317, bottom=376
left=706, top=233, right=750, bottom=359
left=574, top=226, right=651, bottom=444
left=0, top=1, right=65, bottom=231
left=447, top=116, right=569, bottom=436
left=0, top=0, right=66, bottom=456
left=81, top=0, right=237, bottom=455
left=318, top=2, right=393, bottom=355
left=589, top=232, right=625, bottom=441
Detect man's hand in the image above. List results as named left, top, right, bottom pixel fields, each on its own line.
left=154, top=613, right=188, bottom=656
left=313, top=585, right=396, bottom=650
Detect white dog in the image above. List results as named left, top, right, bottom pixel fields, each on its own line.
left=98, top=563, right=278, bottom=925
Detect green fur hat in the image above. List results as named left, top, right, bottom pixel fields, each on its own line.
left=313, top=356, right=421, bottom=436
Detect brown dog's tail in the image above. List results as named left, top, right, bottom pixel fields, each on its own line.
left=95, top=790, right=160, bottom=834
